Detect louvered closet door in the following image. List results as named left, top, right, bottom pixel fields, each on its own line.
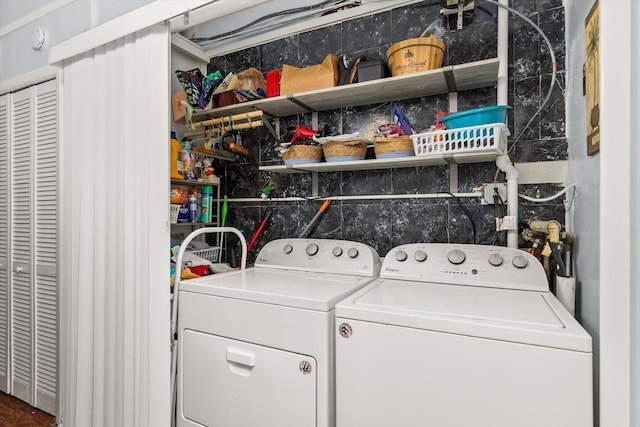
left=11, top=86, right=34, bottom=405
left=0, top=94, right=9, bottom=393
left=8, top=80, right=58, bottom=414
left=33, top=80, right=57, bottom=415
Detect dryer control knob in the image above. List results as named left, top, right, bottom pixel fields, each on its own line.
left=332, top=247, right=343, bottom=257
left=283, top=244, right=293, bottom=254
left=395, top=250, right=408, bottom=262
left=488, top=253, right=504, bottom=266
left=306, top=243, right=319, bottom=256
left=347, top=247, right=359, bottom=258
left=414, top=250, right=427, bottom=262
left=447, top=249, right=466, bottom=265
left=512, top=254, right=529, bottom=269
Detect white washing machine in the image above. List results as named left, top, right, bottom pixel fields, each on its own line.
left=177, top=238, right=381, bottom=427
left=335, top=243, right=593, bottom=427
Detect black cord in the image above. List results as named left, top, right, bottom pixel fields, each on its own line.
left=491, top=192, right=506, bottom=246
left=446, top=192, right=476, bottom=244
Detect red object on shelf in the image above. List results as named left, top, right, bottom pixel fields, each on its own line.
left=189, top=265, right=210, bottom=276
left=434, top=111, right=451, bottom=130
left=266, top=69, right=281, bottom=97
left=212, top=90, right=239, bottom=108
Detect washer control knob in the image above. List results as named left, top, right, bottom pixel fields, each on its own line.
left=347, top=247, right=359, bottom=259
left=306, top=243, right=319, bottom=256
left=447, top=249, right=466, bottom=265
left=512, top=254, right=529, bottom=269
left=283, top=244, right=293, bottom=254
left=414, top=250, right=427, bottom=262
left=488, top=253, right=504, bottom=266
left=332, top=247, right=343, bottom=257
left=395, top=250, right=408, bottom=262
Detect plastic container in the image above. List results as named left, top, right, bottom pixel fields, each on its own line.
left=189, top=195, right=198, bottom=223
left=386, top=36, right=445, bottom=76
left=181, top=139, right=197, bottom=180
left=170, top=131, right=184, bottom=179
left=266, top=69, right=281, bottom=97
left=200, top=185, right=213, bottom=224
left=170, top=204, right=181, bottom=224
left=189, top=247, right=221, bottom=263
left=410, top=123, right=508, bottom=156
left=438, top=105, right=512, bottom=129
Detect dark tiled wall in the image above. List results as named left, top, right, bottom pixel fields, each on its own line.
left=209, top=1, right=567, bottom=263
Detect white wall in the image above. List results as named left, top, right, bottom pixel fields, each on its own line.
left=631, top=3, right=640, bottom=425
left=0, top=0, right=153, bottom=83
left=564, top=0, right=600, bottom=422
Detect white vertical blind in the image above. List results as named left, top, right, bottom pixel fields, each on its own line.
left=0, top=93, right=9, bottom=393
left=34, top=79, right=58, bottom=415
left=58, top=23, right=170, bottom=427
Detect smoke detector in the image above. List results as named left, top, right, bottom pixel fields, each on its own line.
left=30, top=27, right=47, bottom=50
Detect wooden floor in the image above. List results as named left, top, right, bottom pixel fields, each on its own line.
left=0, top=392, right=55, bottom=427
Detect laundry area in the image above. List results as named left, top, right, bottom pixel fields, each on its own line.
left=0, top=0, right=637, bottom=427
left=167, top=1, right=592, bottom=426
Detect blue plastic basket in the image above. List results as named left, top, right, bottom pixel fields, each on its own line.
left=439, top=105, right=511, bottom=129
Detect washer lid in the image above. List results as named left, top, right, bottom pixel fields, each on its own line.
left=180, top=268, right=376, bottom=311
left=335, top=279, right=592, bottom=352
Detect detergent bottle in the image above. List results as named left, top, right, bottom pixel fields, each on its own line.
left=170, top=131, right=184, bottom=179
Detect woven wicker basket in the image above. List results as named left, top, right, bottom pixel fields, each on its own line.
left=373, top=136, right=415, bottom=158
left=280, top=144, right=323, bottom=164
left=322, top=140, right=367, bottom=161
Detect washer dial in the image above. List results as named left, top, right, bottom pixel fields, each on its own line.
left=332, top=247, right=343, bottom=257
left=347, top=248, right=359, bottom=259
left=414, top=250, right=427, bottom=262
left=395, top=250, right=408, bottom=262
left=488, top=253, right=504, bottom=266
left=306, top=243, right=319, bottom=256
left=447, top=249, right=466, bottom=265
left=512, top=254, right=529, bottom=269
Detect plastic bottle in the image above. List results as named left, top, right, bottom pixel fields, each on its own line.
left=170, top=131, right=184, bottom=179
left=189, top=194, right=198, bottom=223
left=182, top=138, right=197, bottom=181
left=200, top=186, right=212, bottom=224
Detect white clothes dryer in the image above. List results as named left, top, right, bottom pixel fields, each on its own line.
left=177, top=238, right=381, bottom=427
left=335, top=243, right=592, bottom=427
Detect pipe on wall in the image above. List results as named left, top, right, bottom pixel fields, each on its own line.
left=496, top=154, right=519, bottom=248
left=225, top=192, right=484, bottom=203
left=496, top=0, right=518, bottom=248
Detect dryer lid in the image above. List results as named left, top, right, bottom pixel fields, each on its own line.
left=335, top=279, right=592, bottom=352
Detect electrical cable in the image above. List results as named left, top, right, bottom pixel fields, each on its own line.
left=446, top=192, right=477, bottom=244
left=491, top=190, right=507, bottom=245
left=519, top=183, right=576, bottom=203
left=482, top=0, right=558, bottom=153
left=191, top=0, right=350, bottom=44
left=192, top=0, right=442, bottom=48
